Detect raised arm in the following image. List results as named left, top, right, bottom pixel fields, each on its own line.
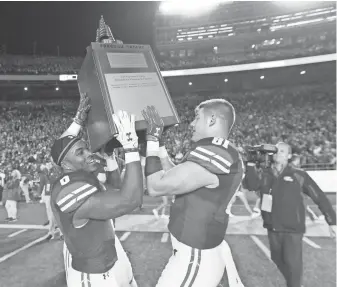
left=141, top=106, right=218, bottom=197
left=158, top=142, right=176, bottom=171
left=72, top=151, right=142, bottom=221
left=72, top=111, right=143, bottom=222
left=103, top=151, right=122, bottom=190
left=60, top=92, right=90, bottom=138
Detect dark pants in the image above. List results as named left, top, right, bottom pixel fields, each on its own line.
left=268, top=230, right=303, bottom=287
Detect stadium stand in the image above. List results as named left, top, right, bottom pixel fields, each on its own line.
left=0, top=1, right=335, bottom=183
left=0, top=82, right=336, bottom=181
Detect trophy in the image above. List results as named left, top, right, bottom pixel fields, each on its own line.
left=77, top=16, right=180, bottom=153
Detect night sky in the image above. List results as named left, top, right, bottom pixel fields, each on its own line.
left=0, top=1, right=159, bottom=57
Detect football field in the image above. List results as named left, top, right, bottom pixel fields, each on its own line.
left=0, top=195, right=336, bottom=287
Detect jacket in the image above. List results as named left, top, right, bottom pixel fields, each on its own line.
left=245, top=163, right=336, bottom=233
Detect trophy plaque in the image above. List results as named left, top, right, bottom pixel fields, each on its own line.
left=77, top=17, right=180, bottom=153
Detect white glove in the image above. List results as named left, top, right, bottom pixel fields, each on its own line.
left=112, top=110, right=138, bottom=150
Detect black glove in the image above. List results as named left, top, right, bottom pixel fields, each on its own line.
left=141, top=106, right=164, bottom=142
left=74, top=92, right=91, bottom=126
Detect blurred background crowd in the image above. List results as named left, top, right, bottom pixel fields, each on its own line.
left=1, top=82, right=335, bottom=184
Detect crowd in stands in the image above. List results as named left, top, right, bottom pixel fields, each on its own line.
left=0, top=55, right=82, bottom=75
left=158, top=31, right=336, bottom=70
left=0, top=29, right=335, bottom=74
left=1, top=83, right=335, bottom=182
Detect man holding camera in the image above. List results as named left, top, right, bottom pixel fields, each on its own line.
left=245, top=142, right=336, bottom=287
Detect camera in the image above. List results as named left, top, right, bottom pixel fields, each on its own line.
left=245, top=144, right=278, bottom=168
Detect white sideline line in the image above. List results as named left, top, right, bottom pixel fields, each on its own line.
left=8, top=229, right=27, bottom=238
left=0, top=224, right=48, bottom=230
left=119, top=232, right=131, bottom=242
left=250, top=235, right=271, bottom=261
left=0, top=234, right=49, bottom=264
left=161, top=233, right=169, bottom=243
left=303, top=237, right=321, bottom=249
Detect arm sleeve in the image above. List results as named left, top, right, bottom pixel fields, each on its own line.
left=301, top=171, right=336, bottom=225
left=55, top=174, right=101, bottom=214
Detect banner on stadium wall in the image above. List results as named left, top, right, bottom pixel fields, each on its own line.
left=0, top=54, right=336, bottom=82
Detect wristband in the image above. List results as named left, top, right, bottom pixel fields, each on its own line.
left=105, top=157, right=119, bottom=172
left=147, top=141, right=160, bottom=153
left=146, top=135, right=159, bottom=142
left=247, top=162, right=256, bottom=166
left=73, top=117, right=83, bottom=127
left=123, top=148, right=138, bottom=153
left=158, top=146, right=168, bottom=159
left=125, top=152, right=140, bottom=164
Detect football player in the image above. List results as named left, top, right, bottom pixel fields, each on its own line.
left=50, top=105, right=142, bottom=287
left=142, top=101, right=245, bottom=287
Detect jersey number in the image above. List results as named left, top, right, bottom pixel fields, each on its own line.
left=60, top=175, right=70, bottom=186
left=212, top=137, right=229, bottom=148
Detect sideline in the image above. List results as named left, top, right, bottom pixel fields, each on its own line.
left=8, top=229, right=27, bottom=238
left=0, top=234, right=49, bottom=264
left=303, top=237, right=321, bottom=249
left=250, top=235, right=271, bottom=261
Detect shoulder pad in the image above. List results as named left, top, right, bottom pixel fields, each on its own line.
left=186, top=137, right=237, bottom=175
left=54, top=171, right=100, bottom=213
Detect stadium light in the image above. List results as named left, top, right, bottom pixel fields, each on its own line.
left=224, top=78, right=228, bottom=82
left=159, top=0, right=232, bottom=16
left=24, top=87, right=28, bottom=91
left=260, top=75, right=265, bottom=80
left=189, top=82, right=192, bottom=86
left=55, top=87, right=59, bottom=91
left=300, top=70, right=306, bottom=75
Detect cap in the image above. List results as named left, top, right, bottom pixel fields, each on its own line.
left=51, top=135, right=81, bottom=166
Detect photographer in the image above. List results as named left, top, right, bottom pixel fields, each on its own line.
left=245, top=142, right=336, bottom=287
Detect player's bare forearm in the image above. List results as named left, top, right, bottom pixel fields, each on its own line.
left=106, top=169, right=122, bottom=190
left=147, top=161, right=217, bottom=197
left=147, top=171, right=167, bottom=197
left=75, top=189, right=140, bottom=221
left=76, top=159, right=143, bottom=220
left=160, top=156, right=176, bottom=171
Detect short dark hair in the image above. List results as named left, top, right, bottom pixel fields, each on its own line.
left=196, top=98, right=236, bottom=132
